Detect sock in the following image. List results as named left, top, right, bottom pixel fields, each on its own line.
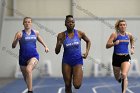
left=121, top=79, right=124, bottom=92
left=28, top=91, right=33, bottom=93
left=118, top=74, right=122, bottom=83
left=118, top=77, right=122, bottom=83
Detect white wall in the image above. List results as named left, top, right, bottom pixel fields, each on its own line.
left=4, top=0, right=140, bottom=17
left=0, top=17, right=140, bottom=78
left=14, top=0, right=71, bottom=17
left=0, top=0, right=6, bottom=45
left=74, top=0, right=140, bottom=17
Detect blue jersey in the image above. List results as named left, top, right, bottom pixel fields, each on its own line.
left=62, top=29, right=83, bottom=66
left=114, top=33, right=129, bottom=54
left=19, top=29, right=39, bottom=66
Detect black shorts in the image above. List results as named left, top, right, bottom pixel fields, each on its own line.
left=112, top=53, right=131, bottom=67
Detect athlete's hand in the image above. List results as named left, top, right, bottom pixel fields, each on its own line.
left=114, top=40, right=120, bottom=45
left=45, top=46, right=49, bottom=53
left=58, top=36, right=63, bottom=46
left=130, top=48, right=134, bottom=55
left=82, top=52, right=88, bottom=59
left=16, top=33, right=22, bottom=40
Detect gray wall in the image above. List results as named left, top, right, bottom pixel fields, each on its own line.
left=0, top=0, right=5, bottom=46
left=0, top=17, right=140, bottom=77
left=4, top=0, right=140, bottom=17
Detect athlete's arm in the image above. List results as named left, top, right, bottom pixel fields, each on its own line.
left=128, top=32, right=134, bottom=54
left=79, top=31, right=91, bottom=59
left=128, top=32, right=134, bottom=49
left=106, top=32, right=118, bottom=49
left=12, top=31, right=22, bottom=48
left=36, top=31, right=49, bottom=53
left=55, top=32, right=64, bottom=54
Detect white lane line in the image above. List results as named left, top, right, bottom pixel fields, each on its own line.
left=126, top=88, right=135, bottom=93
left=58, top=87, right=65, bottom=93
left=128, top=84, right=140, bottom=88
left=127, top=83, right=140, bottom=93
left=23, top=81, right=104, bottom=93
left=92, top=84, right=135, bottom=93
left=92, top=84, right=118, bottom=93
left=22, top=84, right=64, bottom=93
left=21, top=78, right=46, bottom=93
left=57, top=83, right=106, bottom=93
left=22, top=88, right=28, bottom=93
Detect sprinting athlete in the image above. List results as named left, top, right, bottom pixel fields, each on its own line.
left=55, top=15, right=91, bottom=93
left=106, top=19, right=134, bottom=93
left=12, top=17, right=49, bottom=93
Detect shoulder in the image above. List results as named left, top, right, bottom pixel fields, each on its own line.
left=126, top=32, right=132, bottom=36
left=32, top=30, right=39, bottom=36
left=57, top=31, right=65, bottom=39
left=112, top=31, right=117, bottom=36
left=107, top=31, right=118, bottom=40
left=126, top=32, right=133, bottom=38
left=110, top=31, right=118, bottom=37
left=77, top=30, right=85, bottom=38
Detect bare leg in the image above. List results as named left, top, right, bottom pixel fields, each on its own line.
left=26, top=57, right=38, bottom=92
left=121, top=62, right=130, bottom=93
left=113, top=66, right=121, bottom=82
left=62, top=63, right=72, bottom=93
left=20, top=66, right=27, bottom=84
left=73, top=64, right=83, bottom=89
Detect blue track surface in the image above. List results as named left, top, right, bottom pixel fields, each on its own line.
left=0, top=77, right=140, bottom=93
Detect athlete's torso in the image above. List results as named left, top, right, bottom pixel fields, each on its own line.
left=114, top=32, right=130, bottom=54
left=19, top=29, right=38, bottom=57
left=63, top=29, right=82, bottom=61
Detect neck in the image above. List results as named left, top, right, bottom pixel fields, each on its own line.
left=119, top=30, right=125, bottom=35
left=67, top=29, right=74, bottom=33
left=24, top=28, right=31, bottom=32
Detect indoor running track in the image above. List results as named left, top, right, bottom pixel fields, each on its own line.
left=0, top=77, right=140, bottom=93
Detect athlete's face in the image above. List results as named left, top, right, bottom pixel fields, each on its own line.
left=23, top=18, right=32, bottom=29
left=65, top=17, right=75, bottom=30
left=118, top=22, right=127, bottom=32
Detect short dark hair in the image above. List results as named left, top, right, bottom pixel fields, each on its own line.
left=65, top=15, right=73, bottom=20
left=23, top=17, right=32, bottom=22
left=23, top=17, right=32, bottom=24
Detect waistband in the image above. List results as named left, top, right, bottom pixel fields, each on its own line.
left=115, top=53, right=129, bottom=56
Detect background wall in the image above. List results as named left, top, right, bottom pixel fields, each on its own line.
left=73, top=0, right=140, bottom=17
left=0, top=0, right=140, bottom=78
left=4, top=0, right=140, bottom=17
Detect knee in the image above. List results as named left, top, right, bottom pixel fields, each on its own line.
left=74, top=85, right=81, bottom=89
left=73, top=83, right=81, bottom=89
left=121, top=73, right=127, bottom=79
left=26, top=67, right=32, bottom=74
left=114, top=73, right=120, bottom=81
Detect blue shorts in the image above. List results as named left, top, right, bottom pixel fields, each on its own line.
left=19, top=54, right=39, bottom=66
left=62, top=57, right=83, bottom=67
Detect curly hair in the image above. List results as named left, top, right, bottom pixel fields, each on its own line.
left=115, top=19, right=126, bottom=32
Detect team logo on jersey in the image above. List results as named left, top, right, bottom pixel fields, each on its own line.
left=25, top=35, right=36, bottom=40
left=66, top=41, right=79, bottom=47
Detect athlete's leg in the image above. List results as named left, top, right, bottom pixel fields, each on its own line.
left=62, top=63, right=72, bottom=93
left=26, top=57, right=38, bottom=92
left=113, top=66, right=121, bottom=83
left=73, top=64, right=83, bottom=89
left=121, top=62, right=130, bottom=93
left=20, top=66, right=27, bottom=84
